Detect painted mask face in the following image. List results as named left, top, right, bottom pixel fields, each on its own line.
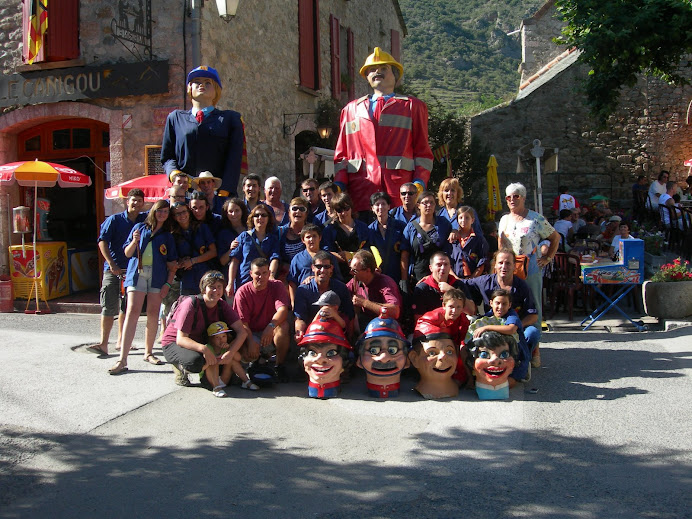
left=473, top=344, right=515, bottom=387
left=359, top=337, right=408, bottom=381
left=415, top=339, right=457, bottom=378
left=303, top=343, right=344, bottom=385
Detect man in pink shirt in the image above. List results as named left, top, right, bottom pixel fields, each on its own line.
left=234, top=257, right=291, bottom=379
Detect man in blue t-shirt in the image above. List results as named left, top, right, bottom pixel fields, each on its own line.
left=86, top=190, right=146, bottom=356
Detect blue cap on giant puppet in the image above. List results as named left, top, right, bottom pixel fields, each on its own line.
left=187, top=66, right=222, bottom=89
left=360, top=308, right=409, bottom=346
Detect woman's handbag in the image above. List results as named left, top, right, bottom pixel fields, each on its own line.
left=514, top=255, right=529, bottom=279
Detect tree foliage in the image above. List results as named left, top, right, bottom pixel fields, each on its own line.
left=555, top=0, right=692, bottom=122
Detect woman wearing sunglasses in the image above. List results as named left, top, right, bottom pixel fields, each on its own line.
left=109, top=200, right=178, bottom=375
left=226, top=204, right=280, bottom=300
left=321, top=193, right=371, bottom=280
left=498, top=183, right=560, bottom=368
left=277, top=197, right=310, bottom=275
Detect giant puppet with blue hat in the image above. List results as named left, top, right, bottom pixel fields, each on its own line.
left=160, top=65, right=248, bottom=197
left=356, top=308, right=410, bottom=398
left=332, top=47, right=434, bottom=214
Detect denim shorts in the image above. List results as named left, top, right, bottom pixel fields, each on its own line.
left=127, top=266, right=161, bottom=294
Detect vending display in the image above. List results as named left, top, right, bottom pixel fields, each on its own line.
left=9, top=242, right=69, bottom=300
left=582, top=239, right=645, bottom=285
left=67, top=248, right=99, bottom=293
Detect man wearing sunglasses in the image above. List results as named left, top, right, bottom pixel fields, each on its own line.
left=333, top=48, right=433, bottom=214
left=294, top=251, right=355, bottom=342
left=347, top=249, right=402, bottom=334
left=390, top=182, right=419, bottom=225
left=300, top=178, right=325, bottom=223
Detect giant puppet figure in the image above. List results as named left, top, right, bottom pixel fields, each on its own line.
left=333, top=48, right=434, bottom=213
left=357, top=309, right=410, bottom=398
left=161, top=66, right=247, bottom=197
left=409, top=320, right=459, bottom=400
left=298, top=319, right=352, bottom=399
left=466, top=331, right=519, bottom=400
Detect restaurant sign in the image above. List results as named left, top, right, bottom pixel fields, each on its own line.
left=0, top=60, right=169, bottom=109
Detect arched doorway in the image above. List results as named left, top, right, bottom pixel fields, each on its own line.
left=17, top=118, right=109, bottom=247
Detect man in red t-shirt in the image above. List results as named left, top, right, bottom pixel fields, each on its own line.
left=234, top=257, right=291, bottom=378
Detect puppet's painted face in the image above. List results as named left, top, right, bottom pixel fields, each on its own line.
left=359, top=337, right=408, bottom=379
left=473, top=343, right=515, bottom=387
left=412, top=338, right=457, bottom=382
left=303, top=343, right=343, bottom=385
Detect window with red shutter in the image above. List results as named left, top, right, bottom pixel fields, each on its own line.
left=330, top=14, right=340, bottom=99
left=22, top=0, right=80, bottom=64
left=298, top=0, right=320, bottom=91
left=391, top=29, right=401, bottom=63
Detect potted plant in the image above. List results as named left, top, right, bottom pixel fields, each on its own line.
left=642, top=258, right=692, bottom=319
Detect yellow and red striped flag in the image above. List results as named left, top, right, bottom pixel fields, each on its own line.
left=433, top=143, right=452, bottom=177
left=27, top=0, right=48, bottom=65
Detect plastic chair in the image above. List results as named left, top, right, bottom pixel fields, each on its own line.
left=548, top=252, right=584, bottom=320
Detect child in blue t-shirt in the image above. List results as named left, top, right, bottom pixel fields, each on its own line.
left=471, top=289, right=530, bottom=384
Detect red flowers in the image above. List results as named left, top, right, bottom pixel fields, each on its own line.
left=651, top=257, right=692, bottom=282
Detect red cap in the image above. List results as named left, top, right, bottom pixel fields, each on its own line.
left=299, top=320, right=352, bottom=350
left=413, top=314, right=452, bottom=343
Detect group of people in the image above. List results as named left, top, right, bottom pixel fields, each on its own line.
left=87, top=175, right=551, bottom=399
left=86, top=49, right=559, bottom=399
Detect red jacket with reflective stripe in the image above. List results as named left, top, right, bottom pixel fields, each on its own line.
left=334, top=94, right=433, bottom=212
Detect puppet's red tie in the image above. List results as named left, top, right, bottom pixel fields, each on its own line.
left=196, top=110, right=204, bottom=124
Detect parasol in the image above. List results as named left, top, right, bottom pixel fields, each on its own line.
left=486, top=155, right=502, bottom=221
left=105, top=174, right=170, bottom=203
left=0, top=160, right=92, bottom=313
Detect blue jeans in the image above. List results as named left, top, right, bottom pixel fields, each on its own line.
left=524, top=325, right=541, bottom=353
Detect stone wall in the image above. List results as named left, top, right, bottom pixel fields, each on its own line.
left=472, top=3, right=692, bottom=215
left=201, top=0, right=405, bottom=195
left=519, top=1, right=566, bottom=81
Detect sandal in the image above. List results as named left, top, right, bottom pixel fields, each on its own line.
left=212, top=385, right=227, bottom=398
left=143, top=354, right=164, bottom=365
left=86, top=345, right=107, bottom=355
left=108, top=361, right=128, bottom=375
left=241, top=380, right=259, bottom=391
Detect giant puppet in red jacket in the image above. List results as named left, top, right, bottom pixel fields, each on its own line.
left=334, top=48, right=433, bottom=213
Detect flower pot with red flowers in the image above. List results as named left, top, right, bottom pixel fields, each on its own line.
left=643, top=258, right=692, bottom=319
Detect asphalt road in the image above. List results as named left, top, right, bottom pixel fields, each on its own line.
left=0, top=312, right=690, bottom=519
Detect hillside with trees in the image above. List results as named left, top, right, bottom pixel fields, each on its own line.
left=399, top=0, right=544, bottom=115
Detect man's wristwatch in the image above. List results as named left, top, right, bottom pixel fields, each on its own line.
left=267, top=322, right=276, bottom=329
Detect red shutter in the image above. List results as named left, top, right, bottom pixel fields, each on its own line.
left=298, top=0, right=320, bottom=90
left=47, top=0, right=80, bottom=61
left=330, top=15, right=340, bottom=99
left=347, top=28, right=355, bottom=99
left=22, top=0, right=79, bottom=63
left=391, top=29, right=401, bottom=63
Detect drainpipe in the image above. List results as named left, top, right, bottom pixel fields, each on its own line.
left=190, top=0, right=201, bottom=69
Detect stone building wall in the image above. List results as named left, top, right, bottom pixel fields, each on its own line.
left=519, top=1, right=566, bottom=81
left=201, top=0, right=405, bottom=195
left=472, top=1, right=692, bottom=215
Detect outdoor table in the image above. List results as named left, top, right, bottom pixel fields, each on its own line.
left=579, top=239, right=646, bottom=332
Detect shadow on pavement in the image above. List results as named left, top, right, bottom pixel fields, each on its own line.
left=0, top=425, right=688, bottom=519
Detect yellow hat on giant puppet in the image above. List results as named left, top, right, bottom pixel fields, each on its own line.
left=359, top=47, right=403, bottom=80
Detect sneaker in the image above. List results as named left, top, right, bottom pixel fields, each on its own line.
left=172, top=363, right=191, bottom=387
left=241, top=379, right=259, bottom=391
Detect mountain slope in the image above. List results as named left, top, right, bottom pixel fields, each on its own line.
left=399, top=0, right=545, bottom=114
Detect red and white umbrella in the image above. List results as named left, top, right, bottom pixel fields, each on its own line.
left=105, top=174, right=170, bottom=203
left=0, top=159, right=92, bottom=313
left=0, top=160, right=92, bottom=188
